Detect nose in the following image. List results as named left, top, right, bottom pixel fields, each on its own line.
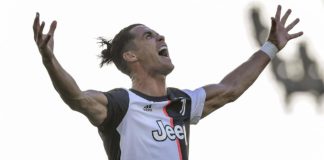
left=157, top=34, right=165, bottom=42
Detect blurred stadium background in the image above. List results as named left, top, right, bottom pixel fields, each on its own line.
left=0, top=0, right=323, bottom=160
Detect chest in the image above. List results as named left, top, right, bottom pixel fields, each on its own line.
left=117, top=96, right=192, bottom=142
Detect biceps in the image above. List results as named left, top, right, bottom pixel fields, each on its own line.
left=202, top=84, right=236, bottom=117
left=79, top=102, right=107, bottom=126
left=69, top=90, right=108, bottom=126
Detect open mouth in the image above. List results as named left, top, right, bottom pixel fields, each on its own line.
left=158, top=46, right=169, bottom=57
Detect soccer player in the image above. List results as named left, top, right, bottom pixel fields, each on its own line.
left=33, top=5, right=303, bottom=160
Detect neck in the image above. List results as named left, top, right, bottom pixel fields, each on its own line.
left=131, top=73, right=167, bottom=97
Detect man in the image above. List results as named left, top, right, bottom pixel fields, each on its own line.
left=33, top=5, right=303, bottom=160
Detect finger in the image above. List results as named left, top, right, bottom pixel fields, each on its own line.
left=289, top=31, right=304, bottom=40
left=286, top=18, right=300, bottom=31
left=269, top=17, right=276, bottom=33
left=281, top=9, right=291, bottom=25
left=33, top=12, right=40, bottom=40
left=37, top=22, right=45, bottom=43
left=48, top=21, right=57, bottom=37
left=275, top=5, right=282, bottom=21
left=40, top=34, right=52, bottom=48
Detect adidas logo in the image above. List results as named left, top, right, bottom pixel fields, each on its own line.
left=143, top=105, right=152, bottom=112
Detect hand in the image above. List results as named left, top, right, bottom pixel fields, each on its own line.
left=267, top=5, right=303, bottom=50
left=33, top=12, right=57, bottom=61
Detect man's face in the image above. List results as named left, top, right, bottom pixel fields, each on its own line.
left=129, top=25, right=174, bottom=76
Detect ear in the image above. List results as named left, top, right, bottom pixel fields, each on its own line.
left=123, top=51, right=137, bottom=62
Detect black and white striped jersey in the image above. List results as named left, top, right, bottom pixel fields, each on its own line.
left=98, top=87, right=206, bottom=160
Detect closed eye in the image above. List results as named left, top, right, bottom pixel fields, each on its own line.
left=145, top=31, right=153, bottom=39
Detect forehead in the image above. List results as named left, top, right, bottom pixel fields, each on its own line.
left=130, top=25, right=158, bottom=37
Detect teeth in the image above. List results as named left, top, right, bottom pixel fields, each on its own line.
left=159, top=46, right=168, bottom=52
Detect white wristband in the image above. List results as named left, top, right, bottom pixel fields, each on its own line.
left=260, top=41, right=279, bottom=60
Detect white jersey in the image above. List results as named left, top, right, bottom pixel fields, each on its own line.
left=98, top=87, right=206, bottom=160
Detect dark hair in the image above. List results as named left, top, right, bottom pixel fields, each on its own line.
left=98, top=24, right=142, bottom=76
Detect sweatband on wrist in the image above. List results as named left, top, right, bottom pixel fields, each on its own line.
left=260, top=41, right=279, bottom=60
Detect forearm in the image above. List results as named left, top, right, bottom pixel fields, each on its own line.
left=220, top=51, right=270, bottom=99
left=43, top=56, right=83, bottom=101
left=202, top=5, right=302, bottom=117
left=42, top=56, right=109, bottom=126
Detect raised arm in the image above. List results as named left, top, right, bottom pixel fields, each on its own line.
left=33, top=13, right=108, bottom=126
left=202, top=5, right=303, bottom=117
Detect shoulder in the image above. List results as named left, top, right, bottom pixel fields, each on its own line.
left=167, top=87, right=189, bottom=97
left=98, top=88, right=130, bottom=130
left=167, top=87, right=206, bottom=99
left=103, top=88, right=128, bottom=95
left=102, top=88, right=130, bottom=112
left=102, top=88, right=128, bottom=101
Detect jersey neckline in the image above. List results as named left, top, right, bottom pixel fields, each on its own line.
left=129, top=88, right=169, bottom=102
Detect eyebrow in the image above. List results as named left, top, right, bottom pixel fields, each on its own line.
left=143, top=30, right=159, bottom=37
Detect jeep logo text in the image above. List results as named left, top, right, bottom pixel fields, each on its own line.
left=152, top=120, right=185, bottom=141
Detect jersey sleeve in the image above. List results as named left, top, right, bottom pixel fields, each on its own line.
left=183, top=87, right=206, bottom=124
left=98, top=88, right=129, bottom=132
